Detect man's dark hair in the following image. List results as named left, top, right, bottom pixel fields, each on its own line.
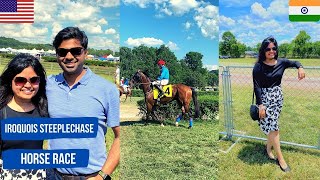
left=0, top=53, right=48, bottom=117
left=53, top=27, right=88, bottom=50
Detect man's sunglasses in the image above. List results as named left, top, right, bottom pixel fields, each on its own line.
left=13, top=76, right=40, bottom=86
left=265, top=47, right=277, bottom=52
left=56, top=47, right=84, bottom=57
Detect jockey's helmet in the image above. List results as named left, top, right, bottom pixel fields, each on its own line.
left=157, top=59, right=165, bottom=66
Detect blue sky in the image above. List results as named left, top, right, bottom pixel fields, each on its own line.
left=0, top=0, right=120, bottom=52
left=120, top=0, right=219, bottom=67
left=220, top=0, right=320, bottom=47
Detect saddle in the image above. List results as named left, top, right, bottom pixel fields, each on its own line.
left=153, top=85, right=173, bottom=99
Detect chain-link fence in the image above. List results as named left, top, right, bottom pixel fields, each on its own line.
left=220, top=65, right=320, bottom=150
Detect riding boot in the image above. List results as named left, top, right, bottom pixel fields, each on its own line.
left=155, top=85, right=163, bottom=105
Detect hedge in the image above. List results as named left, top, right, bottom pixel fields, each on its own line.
left=136, top=94, right=218, bottom=121
left=0, top=53, right=16, bottom=59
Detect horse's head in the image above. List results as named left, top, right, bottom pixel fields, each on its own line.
left=131, top=71, right=142, bottom=84
left=130, top=70, right=151, bottom=90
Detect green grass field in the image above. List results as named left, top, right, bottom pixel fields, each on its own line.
left=120, top=96, right=219, bottom=179
left=0, top=57, right=119, bottom=179
left=219, top=58, right=320, bottom=179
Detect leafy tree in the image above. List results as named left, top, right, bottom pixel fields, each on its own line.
left=183, top=52, right=203, bottom=71
left=230, top=43, right=239, bottom=58
left=120, top=47, right=137, bottom=79
left=313, top=41, right=320, bottom=57
left=292, top=30, right=311, bottom=58
left=220, top=31, right=237, bottom=56
left=207, top=70, right=218, bottom=87
left=120, top=45, right=218, bottom=88
left=278, top=43, right=290, bottom=58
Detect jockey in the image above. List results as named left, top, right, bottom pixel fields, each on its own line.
left=122, top=78, right=129, bottom=93
left=120, top=77, right=124, bottom=86
left=152, top=59, right=170, bottom=104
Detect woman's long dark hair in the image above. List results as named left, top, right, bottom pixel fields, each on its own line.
left=257, top=36, right=278, bottom=64
left=0, top=53, right=48, bottom=117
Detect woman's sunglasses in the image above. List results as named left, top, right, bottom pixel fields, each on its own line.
left=265, top=47, right=277, bottom=52
left=56, top=47, right=84, bottom=57
left=14, top=76, right=40, bottom=86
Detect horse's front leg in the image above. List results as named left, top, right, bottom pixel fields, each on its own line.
left=145, top=102, right=154, bottom=125
left=124, top=94, right=128, bottom=102
left=175, top=106, right=185, bottom=127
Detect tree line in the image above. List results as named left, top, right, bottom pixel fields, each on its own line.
left=0, top=37, right=119, bottom=57
left=120, top=45, right=218, bottom=89
left=220, top=30, right=320, bottom=59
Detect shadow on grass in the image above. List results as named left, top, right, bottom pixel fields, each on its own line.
left=237, top=140, right=320, bottom=165
left=237, top=142, right=272, bottom=165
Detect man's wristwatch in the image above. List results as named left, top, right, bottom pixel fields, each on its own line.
left=98, top=170, right=111, bottom=180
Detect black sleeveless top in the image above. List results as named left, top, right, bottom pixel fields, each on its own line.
left=0, top=105, right=43, bottom=154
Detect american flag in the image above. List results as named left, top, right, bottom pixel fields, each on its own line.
left=0, top=0, right=34, bottom=23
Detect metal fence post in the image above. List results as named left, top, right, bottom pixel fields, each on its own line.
left=222, top=66, right=234, bottom=140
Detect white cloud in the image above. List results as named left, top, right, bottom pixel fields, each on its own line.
left=160, top=7, right=173, bottom=16
left=115, top=34, right=120, bottom=43
left=187, top=36, right=192, bottom=40
left=58, top=2, right=98, bottom=21
left=251, top=2, right=270, bottom=19
left=95, top=0, right=120, bottom=7
left=77, top=24, right=103, bottom=34
left=123, top=0, right=167, bottom=8
left=204, top=64, right=218, bottom=71
left=125, top=37, right=164, bottom=46
left=35, top=0, right=57, bottom=22
left=220, top=0, right=254, bottom=8
left=122, top=0, right=151, bottom=8
left=194, top=4, right=219, bottom=39
left=98, top=18, right=108, bottom=25
left=184, top=21, right=192, bottom=30
left=166, top=41, right=179, bottom=50
left=50, top=22, right=64, bottom=43
left=251, top=0, right=288, bottom=19
left=170, top=0, right=199, bottom=15
left=105, top=28, right=117, bottom=34
left=1, top=25, right=47, bottom=38
left=0, top=25, right=48, bottom=44
left=219, top=15, right=236, bottom=27
left=90, top=36, right=119, bottom=52
left=268, top=0, right=288, bottom=16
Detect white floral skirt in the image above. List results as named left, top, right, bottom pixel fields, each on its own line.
left=258, top=86, right=283, bottom=135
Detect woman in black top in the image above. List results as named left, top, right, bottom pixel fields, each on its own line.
left=0, top=54, right=48, bottom=179
left=253, top=36, right=305, bottom=172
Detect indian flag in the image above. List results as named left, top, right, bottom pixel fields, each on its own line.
left=289, top=0, right=320, bottom=22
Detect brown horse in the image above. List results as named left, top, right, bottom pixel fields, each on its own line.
left=118, top=85, right=132, bottom=102
left=131, top=70, right=200, bottom=128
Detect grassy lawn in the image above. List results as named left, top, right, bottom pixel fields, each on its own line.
left=121, top=119, right=219, bottom=179
left=219, top=58, right=320, bottom=179
left=120, top=94, right=219, bottom=179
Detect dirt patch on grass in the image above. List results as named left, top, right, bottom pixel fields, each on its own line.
left=120, top=96, right=142, bottom=122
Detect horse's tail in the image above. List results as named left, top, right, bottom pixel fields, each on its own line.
left=191, top=87, right=200, bottom=118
